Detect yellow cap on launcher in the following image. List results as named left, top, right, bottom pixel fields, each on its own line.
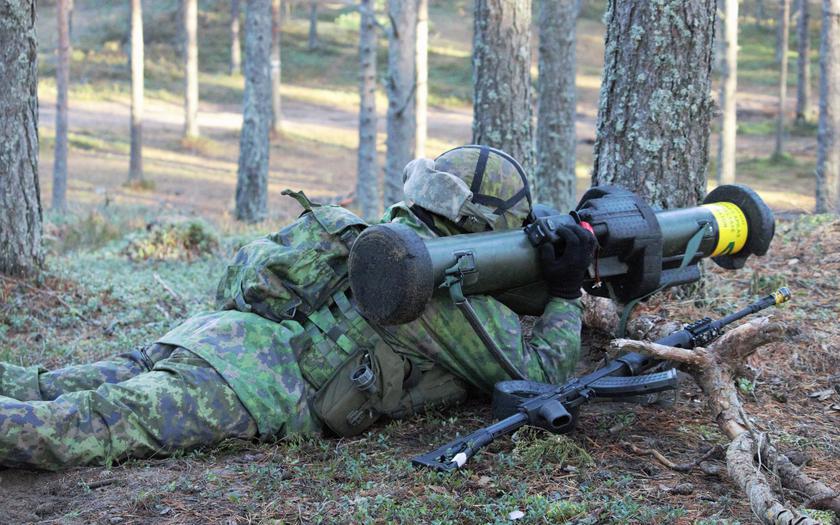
left=702, top=201, right=749, bottom=257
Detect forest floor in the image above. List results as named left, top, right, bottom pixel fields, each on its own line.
left=1, top=0, right=837, bottom=523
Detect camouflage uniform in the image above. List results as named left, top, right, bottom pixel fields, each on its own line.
left=0, top=152, right=582, bottom=470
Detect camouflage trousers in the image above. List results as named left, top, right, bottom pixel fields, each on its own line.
left=0, top=344, right=259, bottom=470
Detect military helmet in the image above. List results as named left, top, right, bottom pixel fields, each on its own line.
left=402, top=145, right=533, bottom=232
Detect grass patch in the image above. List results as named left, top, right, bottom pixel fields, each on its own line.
left=121, top=217, right=220, bottom=261
left=512, top=427, right=594, bottom=470
left=178, top=135, right=224, bottom=157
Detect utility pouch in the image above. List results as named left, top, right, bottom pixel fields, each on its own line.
left=311, top=341, right=406, bottom=437
left=386, top=365, right=469, bottom=419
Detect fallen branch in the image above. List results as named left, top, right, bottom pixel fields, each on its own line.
left=626, top=442, right=724, bottom=473
left=595, top=307, right=839, bottom=524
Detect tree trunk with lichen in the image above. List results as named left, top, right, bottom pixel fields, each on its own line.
left=535, top=0, right=578, bottom=211
left=717, top=0, right=738, bottom=185
left=415, top=0, right=428, bottom=158
left=129, top=0, right=144, bottom=183
left=0, top=0, right=43, bottom=277
left=592, top=0, right=715, bottom=209
left=775, top=0, right=791, bottom=157
left=815, top=0, right=840, bottom=213
left=384, top=0, right=418, bottom=207
left=271, top=0, right=282, bottom=135
left=235, top=0, right=271, bottom=222
left=308, top=0, right=318, bottom=50
left=472, top=0, right=534, bottom=173
left=230, top=0, right=241, bottom=75
left=795, top=0, right=812, bottom=124
left=183, top=0, right=199, bottom=138
left=356, top=0, right=379, bottom=220
left=53, top=0, right=70, bottom=211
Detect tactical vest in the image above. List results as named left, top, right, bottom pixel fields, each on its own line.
left=216, top=190, right=466, bottom=436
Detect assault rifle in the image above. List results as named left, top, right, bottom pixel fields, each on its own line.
left=411, top=288, right=791, bottom=472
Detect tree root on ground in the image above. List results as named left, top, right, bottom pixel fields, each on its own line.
left=609, top=318, right=839, bottom=525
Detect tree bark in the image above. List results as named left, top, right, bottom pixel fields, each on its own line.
left=53, top=0, right=70, bottom=211
left=776, top=0, right=792, bottom=62
left=717, top=0, right=739, bottom=185
left=384, top=0, right=417, bottom=207
left=356, top=0, right=379, bottom=220
left=230, top=0, right=241, bottom=75
left=0, top=0, right=43, bottom=277
left=183, top=0, right=199, bottom=138
left=415, top=0, right=428, bottom=159
left=774, top=0, right=791, bottom=157
left=535, top=0, right=578, bottom=211
left=472, top=0, right=534, bottom=173
left=815, top=0, right=840, bottom=213
left=795, top=0, right=812, bottom=124
left=271, top=0, right=282, bottom=135
left=235, top=0, right=272, bottom=222
left=592, top=0, right=715, bottom=209
left=129, top=0, right=144, bottom=183
left=308, top=0, right=318, bottom=50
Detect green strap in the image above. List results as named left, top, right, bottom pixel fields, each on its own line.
left=281, top=189, right=320, bottom=211
left=616, top=222, right=711, bottom=337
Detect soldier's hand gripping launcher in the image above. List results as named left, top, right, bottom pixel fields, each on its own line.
left=348, top=184, right=775, bottom=325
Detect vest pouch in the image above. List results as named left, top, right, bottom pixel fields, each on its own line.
left=311, top=340, right=406, bottom=437
left=217, top=203, right=367, bottom=321
left=386, top=365, right=469, bottom=419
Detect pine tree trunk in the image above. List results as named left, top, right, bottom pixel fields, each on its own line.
left=271, top=0, right=282, bottom=135
left=53, top=0, right=70, bottom=211
left=717, top=0, right=739, bottom=185
left=757, top=0, right=767, bottom=27
left=775, top=0, right=791, bottom=156
left=308, top=0, right=318, bottom=50
left=356, top=0, right=379, bottom=220
left=235, top=0, right=271, bottom=222
left=535, top=0, right=578, bottom=211
left=776, top=0, right=790, bottom=62
left=472, top=0, right=534, bottom=173
left=384, top=0, right=417, bottom=207
left=815, top=0, right=840, bottom=213
left=795, top=0, right=812, bottom=124
left=183, top=0, right=199, bottom=138
left=592, top=0, right=715, bottom=209
left=129, top=0, right=144, bottom=183
left=415, top=0, right=428, bottom=158
left=230, top=0, right=241, bottom=75
left=0, top=0, right=43, bottom=277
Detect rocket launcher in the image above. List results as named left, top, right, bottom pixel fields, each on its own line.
left=348, top=184, right=775, bottom=326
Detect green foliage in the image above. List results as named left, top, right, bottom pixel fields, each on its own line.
left=48, top=211, right=126, bottom=253
left=803, top=509, right=835, bottom=525
left=121, top=218, right=220, bottom=261
left=736, top=377, right=756, bottom=396
left=749, top=270, right=787, bottom=296
left=512, top=427, right=594, bottom=470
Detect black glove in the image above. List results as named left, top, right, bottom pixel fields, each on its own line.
left=539, top=223, right=596, bottom=299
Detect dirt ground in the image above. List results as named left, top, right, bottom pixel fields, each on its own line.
left=1, top=216, right=838, bottom=524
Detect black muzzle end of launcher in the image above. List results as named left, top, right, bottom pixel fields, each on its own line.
left=347, top=222, right=436, bottom=326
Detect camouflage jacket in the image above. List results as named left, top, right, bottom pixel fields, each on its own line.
left=158, top=201, right=582, bottom=436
